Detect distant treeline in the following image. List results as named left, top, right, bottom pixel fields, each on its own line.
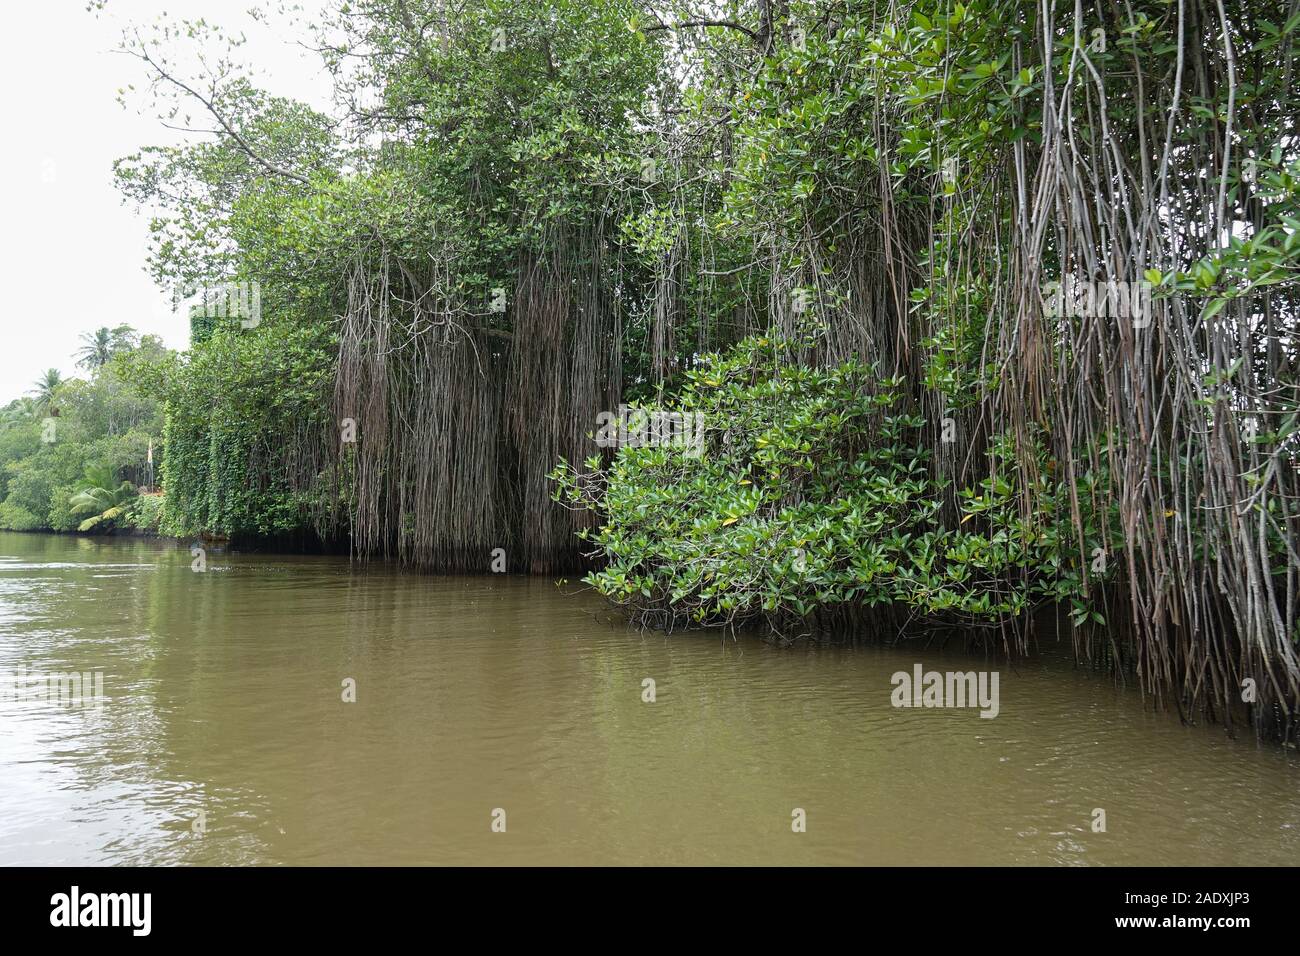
left=0, top=327, right=166, bottom=536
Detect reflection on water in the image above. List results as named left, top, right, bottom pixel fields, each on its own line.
left=0, top=531, right=1297, bottom=865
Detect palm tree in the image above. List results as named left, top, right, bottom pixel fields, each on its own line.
left=68, top=464, right=138, bottom=533
left=0, top=398, right=37, bottom=429
left=75, top=325, right=136, bottom=372
left=30, top=369, right=63, bottom=410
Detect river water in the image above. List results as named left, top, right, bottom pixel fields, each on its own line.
left=0, top=531, right=1296, bottom=865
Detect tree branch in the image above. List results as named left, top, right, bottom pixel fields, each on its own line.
left=128, top=36, right=311, bottom=186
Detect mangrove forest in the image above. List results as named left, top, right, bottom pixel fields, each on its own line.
left=3, top=0, right=1300, bottom=876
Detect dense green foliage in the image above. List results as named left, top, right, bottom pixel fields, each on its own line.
left=146, top=322, right=336, bottom=539
left=555, top=335, right=1113, bottom=632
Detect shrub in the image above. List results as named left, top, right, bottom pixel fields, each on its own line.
left=0, top=500, right=43, bottom=532
left=128, top=493, right=165, bottom=534
left=553, top=336, right=1104, bottom=635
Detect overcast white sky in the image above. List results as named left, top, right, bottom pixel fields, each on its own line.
left=0, top=0, right=333, bottom=402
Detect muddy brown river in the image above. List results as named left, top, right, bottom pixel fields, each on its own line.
left=0, top=531, right=1297, bottom=865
